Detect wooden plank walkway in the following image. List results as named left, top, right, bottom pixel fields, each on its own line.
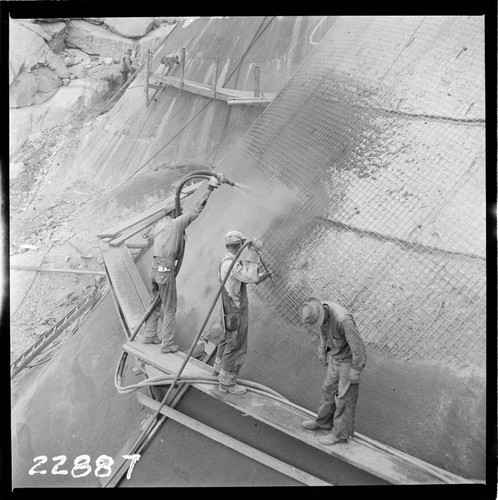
left=150, top=73, right=275, bottom=105
left=124, top=340, right=475, bottom=486
left=137, top=393, right=332, bottom=486
left=97, top=181, right=201, bottom=240
left=99, top=242, right=151, bottom=335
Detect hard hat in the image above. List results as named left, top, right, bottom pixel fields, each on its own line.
left=225, top=230, right=246, bottom=245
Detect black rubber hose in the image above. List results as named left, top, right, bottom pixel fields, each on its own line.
left=172, top=171, right=212, bottom=278
left=174, top=170, right=214, bottom=216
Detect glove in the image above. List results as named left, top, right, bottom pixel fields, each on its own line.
left=207, top=176, right=220, bottom=190
left=249, top=238, right=263, bottom=251
left=318, top=349, right=328, bottom=367
left=349, top=368, right=362, bottom=384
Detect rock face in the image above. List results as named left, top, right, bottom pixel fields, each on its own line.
left=9, top=19, right=50, bottom=85
left=44, top=51, right=70, bottom=79
left=66, top=20, right=134, bottom=59
left=10, top=16, right=179, bottom=156
left=10, top=78, right=108, bottom=155
left=38, top=21, right=67, bottom=53
left=17, top=20, right=51, bottom=41
left=10, top=66, right=61, bottom=108
left=103, top=17, right=154, bottom=38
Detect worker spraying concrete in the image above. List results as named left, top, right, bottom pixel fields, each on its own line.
left=213, top=230, right=273, bottom=394
left=141, top=173, right=234, bottom=353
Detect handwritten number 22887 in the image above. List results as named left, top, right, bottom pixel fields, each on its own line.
left=29, top=454, right=140, bottom=479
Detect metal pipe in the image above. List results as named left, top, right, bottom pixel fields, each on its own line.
left=257, top=253, right=276, bottom=286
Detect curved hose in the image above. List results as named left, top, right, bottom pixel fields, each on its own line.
left=173, top=171, right=212, bottom=277
left=116, top=373, right=287, bottom=399
left=174, top=170, right=214, bottom=216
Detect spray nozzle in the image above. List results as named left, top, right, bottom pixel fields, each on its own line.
left=215, top=173, right=235, bottom=187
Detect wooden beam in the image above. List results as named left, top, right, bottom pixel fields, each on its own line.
left=97, top=181, right=202, bottom=239
left=98, top=241, right=150, bottom=333
left=108, top=212, right=162, bottom=247
left=226, top=99, right=273, bottom=106
left=150, top=73, right=276, bottom=103
left=126, top=242, right=148, bottom=249
left=212, top=57, right=219, bottom=99
left=10, top=265, right=106, bottom=276
left=137, top=392, right=332, bottom=486
left=180, top=47, right=186, bottom=89
left=145, top=49, right=150, bottom=106
left=254, top=65, right=260, bottom=98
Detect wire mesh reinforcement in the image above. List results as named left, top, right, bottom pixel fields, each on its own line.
left=234, top=16, right=485, bottom=369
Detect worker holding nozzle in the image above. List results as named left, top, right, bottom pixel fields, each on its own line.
left=213, top=231, right=272, bottom=395
left=141, top=176, right=222, bottom=352
left=300, top=298, right=367, bottom=445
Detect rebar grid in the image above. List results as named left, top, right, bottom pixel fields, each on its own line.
left=240, top=17, right=485, bottom=369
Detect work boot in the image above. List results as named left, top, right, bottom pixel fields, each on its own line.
left=142, top=335, right=161, bottom=344
left=212, top=360, right=222, bottom=375
left=191, top=342, right=206, bottom=359
left=302, top=420, right=332, bottom=431
left=218, top=383, right=247, bottom=395
left=161, top=344, right=179, bottom=353
left=318, top=433, right=347, bottom=446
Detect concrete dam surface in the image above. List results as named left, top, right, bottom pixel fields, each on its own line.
left=10, top=15, right=489, bottom=489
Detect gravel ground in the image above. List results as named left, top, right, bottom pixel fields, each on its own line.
left=9, top=101, right=202, bottom=363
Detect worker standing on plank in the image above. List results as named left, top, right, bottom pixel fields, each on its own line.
left=300, top=298, right=367, bottom=445
left=214, top=231, right=272, bottom=394
left=120, top=48, right=135, bottom=85
left=142, top=177, right=221, bottom=352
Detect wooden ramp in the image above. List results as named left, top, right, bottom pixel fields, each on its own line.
left=97, top=181, right=201, bottom=242
left=124, top=340, right=476, bottom=486
left=150, top=73, right=275, bottom=106
left=99, top=242, right=151, bottom=336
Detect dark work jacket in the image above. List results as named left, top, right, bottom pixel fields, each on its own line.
left=318, top=301, right=367, bottom=372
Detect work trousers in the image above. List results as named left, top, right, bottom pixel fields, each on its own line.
left=315, top=357, right=360, bottom=440
left=121, top=71, right=129, bottom=85
left=216, top=305, right=249, bottom=387
left=144, top=266, right=177, bottom=348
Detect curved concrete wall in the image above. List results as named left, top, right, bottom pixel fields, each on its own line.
left=73, top=16, right=337, bottom=187
left=170, top=15, right=485, bottom=478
